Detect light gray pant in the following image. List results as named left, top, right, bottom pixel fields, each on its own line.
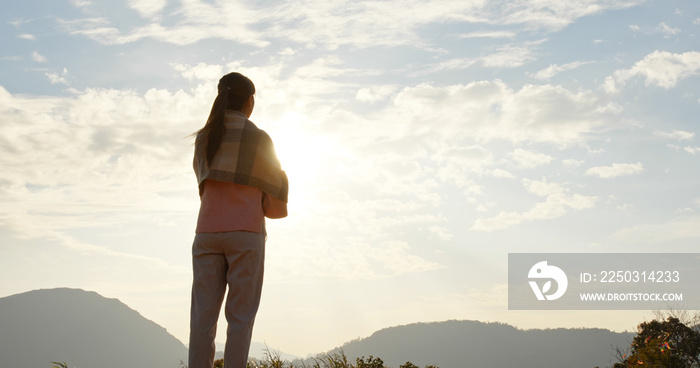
left=188, top=228, right=266, bottom=368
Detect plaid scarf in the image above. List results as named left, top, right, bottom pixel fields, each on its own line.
left=194, top=111, right=288, bottom=202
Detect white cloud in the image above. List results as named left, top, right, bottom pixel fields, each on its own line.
left=356, top=85, right=399, bottom=103
left=531, top=61, right=593, bottom=80
left=480, top=43, right=538, bottom=68
left=71, top=0, right=91, bottom=7
left=603, top=50, right=700, bottom=93
left=55, top=0, right=644, bottom=49
left=127, top=0, right=167, bottom=19
left=32, top=51, right=47, bottom=63
left=384, top=80, right=617, bottom=146
left=18, top=34, right=35, bottom=40
left=429, top=225, right=453, bottom=241
left=612, top=216, right=700, bottom=243
left=171, top=62, right=223, bottom=83
left=629, top=24, right=641, bottom=31
left=585, top=162, right=644, bottom=178
left=46, top=69, right=69, bottom=85
left=459, top=30, right=516, bottom=39
left=472, top=178, right=596, bottom=231
left=684, top=146, right=700, bottom=155
left=654, top=130, right=695, bottom=141
left=510, top=148, right=555, bottom=169
left=429, top=41, right=543, bottom=72
left=562, top=159, right=585, bottom=168
left=523, top=177, right=563, bottom=196
left=656, top=22, right=681, bottom=38
left=59, top=4, right=269, bottom=47
left=495, top=0, right=644, bottom=31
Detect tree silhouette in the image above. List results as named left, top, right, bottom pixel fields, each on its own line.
left=355, top=356, right=385, bottom=368
left=614, top=316, right=700, bottom=368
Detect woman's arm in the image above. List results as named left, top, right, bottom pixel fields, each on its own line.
left=263, top=193, right=288, bottom=219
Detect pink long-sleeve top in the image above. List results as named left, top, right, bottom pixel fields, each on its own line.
left=195, top=179, right=287, bottom=234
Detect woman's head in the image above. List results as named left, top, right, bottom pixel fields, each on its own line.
left=218, top=72, right=255, bottom=115
left=196, top=72, right=256, bottom=166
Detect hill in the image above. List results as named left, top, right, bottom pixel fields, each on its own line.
left=328, top=320, right=634, bottom=368
left=0, top=288, right=187, bottom=368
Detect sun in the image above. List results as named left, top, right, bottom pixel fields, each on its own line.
left=268, top=112, right=327, bottom=199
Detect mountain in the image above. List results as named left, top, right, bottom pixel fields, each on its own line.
left=0, top=288, right=187, bottom=368
left=327, top=320, right=634, bottom=368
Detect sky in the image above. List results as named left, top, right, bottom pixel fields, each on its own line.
left=1, top=0, right=699, bottom=358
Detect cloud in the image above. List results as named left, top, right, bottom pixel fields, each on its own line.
left=429, top=225, right=454, bottom=241
left=654, top=130, right=695, bottom=141
left=356, top=85, right=399, bottom=103
left=655, top=22, right=680, bottom=38
left=480, top=42, right=540, bottom=68
left=58, top=3, right=269, bottom=47
left=434, top=40, right=545, bottom=72
left=46, top=68, right=69, bottom=85
left=382, top=80, right=618, bottom=147
left=54, top=0, right=646, bottom=49
left=603, top=50, right=700, bottom=93
left=459, top=30, right=516, bottom=39
left=171, top=63, right=223, bottom=83
left=585, top=162, right=644, bottom=178
left=32, top=51, right=47, bottom=63
left=59, top=0, right=484, bottom=48
left=684, top=146, right=700, bottom=155
left=510, top=148, right=555, bottom=169
left=530, top=61, right=594, bottom=80
left=612, top=216, right=700, bottom=243
left=472, top=178, right=596, bottom=231
left=493, top=0, right=645, bottom=31
left=18, top=34, right=35, bottom=40
left=0, top=83, right=206, bottom=233
left=127, top=0, right=167, bottom=19
left=562, top=159, right=585, bottom=168
left=71, top=0, right=91, bottom=7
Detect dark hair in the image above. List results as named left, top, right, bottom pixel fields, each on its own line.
left=195, top=72, right=255, bottom=166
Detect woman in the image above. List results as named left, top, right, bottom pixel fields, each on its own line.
left=189, top=72, right=288, bottom=368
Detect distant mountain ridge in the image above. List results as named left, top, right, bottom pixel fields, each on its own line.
left=327, top=320, right=634, bottom=368
left=1, top=288, right=635, bottom=368
left=0, top=288, right=187, bottom=368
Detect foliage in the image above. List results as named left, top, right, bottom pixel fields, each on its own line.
left=56, top=350, right=438, bottom=368
left=355, top=356, right=385, bottom=368
left=613, top=316, right=700, bottom=368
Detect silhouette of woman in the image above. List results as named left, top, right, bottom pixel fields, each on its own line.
left=189, top=72, right=288, bottom=368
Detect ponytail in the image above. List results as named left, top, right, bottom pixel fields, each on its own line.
left=194, top=73, right=255, bottom=167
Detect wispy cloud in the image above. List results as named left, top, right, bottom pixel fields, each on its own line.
left=510, top=149, right=555, bottom=169
left=530, top=61, right=594, bottom=80
left=586, top=162, right=644, bottom=178
left=684, top=146, right=700, bottom=155
left=472, top=178, right=596, bottom=231
left=654, top=130, right=695, bottom=141
left=655, top=22, right=681, bottom=38
left=31, top=51, right=47, bottom=63
left=603, top=50, right=700, bottom=93
left=459, top=30, right=517, bottom=39
left=127, top=0, right=167, bottom=19
left=45, top=68, right=69, bottom=85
